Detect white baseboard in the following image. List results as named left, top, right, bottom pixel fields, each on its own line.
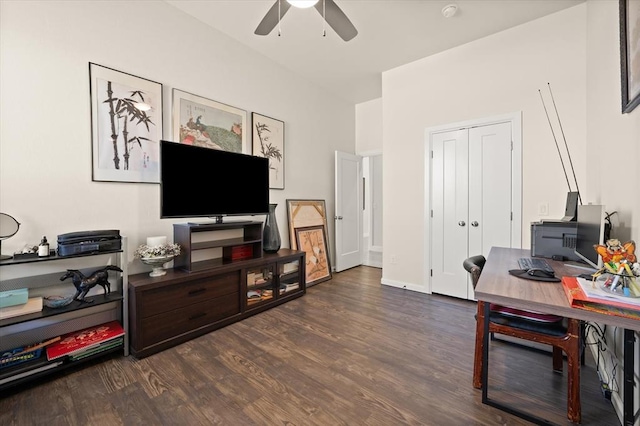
left=380, top=278, right=429, bottom=294
left=363, top=260, right=382, bottom=268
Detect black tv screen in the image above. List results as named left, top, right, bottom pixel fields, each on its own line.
left=160, top=140, right=269, bottom=220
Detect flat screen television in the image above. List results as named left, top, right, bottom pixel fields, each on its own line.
left=160, top=140, right=269, bottom=222
left=574, top=204, right=606, bottom=269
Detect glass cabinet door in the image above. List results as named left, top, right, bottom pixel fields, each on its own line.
left=246, top=265, right=275, bottom=308
left=278, top=259, right=301, bottom=296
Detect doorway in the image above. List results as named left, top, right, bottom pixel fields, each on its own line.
left=363, top=154, right=382, bottom=268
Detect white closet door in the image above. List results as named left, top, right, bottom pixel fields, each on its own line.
left=468, top=122, right=513, bottom=260
left=431, top=129, right=469, bottom=299
left=430, top=121, right=514, bottom=300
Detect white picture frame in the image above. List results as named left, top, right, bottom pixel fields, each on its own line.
left=252, top=112, right=284, bottom=189
left=172, top=89, right=248, bottom=153
left=89, top=63, right=163, bottom=183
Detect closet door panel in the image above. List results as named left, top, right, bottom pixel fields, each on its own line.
left=468, top=122, right=513, bottom=263
left=431, top=129, right=469, bottom=299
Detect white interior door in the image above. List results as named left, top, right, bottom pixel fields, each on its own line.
left=431, top=129, right=469, bottom=299
left=468, top=123, right=513, bottom=258
left=335, top=151, right=363, bottom=272
left=430, top=120, right=516, bottom=300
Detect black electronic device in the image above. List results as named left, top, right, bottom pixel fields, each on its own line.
left=539, top=83, right=583, bottom=222
left=518, top=257, right=555, bottom=275
left=57, top=230, right=122, bottom=256
left=561, top=191, right=579, bottom=221
left=160, top=140, right=269, bottom=222
left=574, top=204, right=607, bottom=269
left=530, top=221, right=580, bottom=261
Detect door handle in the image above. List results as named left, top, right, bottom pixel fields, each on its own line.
left=471, top=221, right=479, bottom=227
left=335, top=216, right=343, bottom=220
left=458, top=221, right=466, bottom=227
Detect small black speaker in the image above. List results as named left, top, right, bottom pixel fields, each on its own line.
left=562, top=192, right=579, bottom=221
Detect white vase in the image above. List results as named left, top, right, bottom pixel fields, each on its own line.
left=140, top=255, right=175, bottom=277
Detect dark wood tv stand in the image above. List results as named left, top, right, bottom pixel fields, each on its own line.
left=128, top=222, right=306, bottom=359
left=173, top=221, right=264, bottom=272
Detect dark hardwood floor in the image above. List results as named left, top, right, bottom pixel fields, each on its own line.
left=0, top=266, right=620, bottom=425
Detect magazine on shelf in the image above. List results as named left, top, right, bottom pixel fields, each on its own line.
left=46, top=321, right=124, bottom=361
left=561, top=277, right=640, bottom=320
left=69, top=337, right=124, bottom=361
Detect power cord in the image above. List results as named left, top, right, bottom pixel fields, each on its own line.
left=584, top=321, right=613, bottom=399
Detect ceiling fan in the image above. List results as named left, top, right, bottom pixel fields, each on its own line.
left=255, top=0, right=358, bottom=42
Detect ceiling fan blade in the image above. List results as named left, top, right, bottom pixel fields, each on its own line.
left=314, top=0, right=357, bottom=41
left=255, top=1, right=292, bottom=36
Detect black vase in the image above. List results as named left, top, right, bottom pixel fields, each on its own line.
left=263, top=203, right=281, bottom=253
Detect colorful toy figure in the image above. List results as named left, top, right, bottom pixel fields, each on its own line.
left=594, top=239, right=636, bottom=264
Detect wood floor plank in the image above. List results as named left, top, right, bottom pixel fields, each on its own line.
left=0, top=266, right=621, bottom=425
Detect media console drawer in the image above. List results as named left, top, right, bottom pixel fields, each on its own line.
left=138, top=272, right=239, bottom=318
left=140, top=293, right=240, bottom=347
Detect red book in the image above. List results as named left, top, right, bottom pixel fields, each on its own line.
left=561, top=277, right=640, bottom=321
left=46, top=321, right=124, bottom=361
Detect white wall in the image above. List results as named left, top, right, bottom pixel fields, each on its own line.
left=586, top=0, right=639, bottom=240
left=381, top=4, right=588, bottom=290
left=356, top=98, right=383, bottom=268
left=355, top=98, right=382, bottom=154
left=0, top=0, right=355, bottom=273
left=586, top=1, right=640, bottom=419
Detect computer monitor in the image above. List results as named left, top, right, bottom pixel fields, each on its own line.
left=574, top=204, right=606, bottom=269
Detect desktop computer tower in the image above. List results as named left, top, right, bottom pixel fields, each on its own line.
left=530, top=221, right=581, bottom=261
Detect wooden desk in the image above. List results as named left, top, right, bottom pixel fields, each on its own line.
left=474, top=247, right=639, bottom=425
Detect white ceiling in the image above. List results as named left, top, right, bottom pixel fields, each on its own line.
left=166, top=0, right=584, bottom=104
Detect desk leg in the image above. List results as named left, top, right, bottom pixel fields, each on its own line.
left=481, top=301, right=490, bottom=403
left=622, top=329, right=635, bottom=426
left=480, top=301, right=555, bottom=425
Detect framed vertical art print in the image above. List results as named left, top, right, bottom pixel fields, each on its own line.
left=89, top=63, right=163, bottom=183
left=620, top=0, right=640, bottom=113
left=172, top=89, right=248, bottom=153
left=295, top=225, right=332, bottom=286
left=252, top=112, right=284, bottom=189
left=286, top=199, right=329, bottom=252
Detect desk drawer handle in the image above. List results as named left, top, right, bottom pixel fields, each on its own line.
left=188, top=288, right=206, bottom=297
left=189, top=312, right=206, bottom=321
left=458, top=221, right=466, bottom=227
left=471, top=221, right=479, bottom=227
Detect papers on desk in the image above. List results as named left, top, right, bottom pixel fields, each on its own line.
left=562, top=277, right=640, bottom=321
left=576, top=277, right=640, bottom=308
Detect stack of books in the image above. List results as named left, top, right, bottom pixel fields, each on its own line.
left=561, top=276, right=640, bottom=320
left=279, top=282, right=300, bottom=294
left=46, top=321, right=125, bottom=361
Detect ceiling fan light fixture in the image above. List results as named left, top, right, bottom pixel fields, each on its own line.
left=441, top=4, right=458, bottom=18
left=287, top=0, right=318, bottom=8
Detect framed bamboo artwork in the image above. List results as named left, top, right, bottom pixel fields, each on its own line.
left=295, top=225, right=332, bottom=286
left=252, top=112, right=284, bottom=189
left=89, top=63, right=163, bottom=183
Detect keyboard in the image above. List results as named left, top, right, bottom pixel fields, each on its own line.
left=517, top=257, right=555, bottom=274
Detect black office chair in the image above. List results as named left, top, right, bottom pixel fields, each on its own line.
left=464, top=255, right=581, bottom=424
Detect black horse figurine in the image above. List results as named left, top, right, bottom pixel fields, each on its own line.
left=59, top=265, right=123, bottom=303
